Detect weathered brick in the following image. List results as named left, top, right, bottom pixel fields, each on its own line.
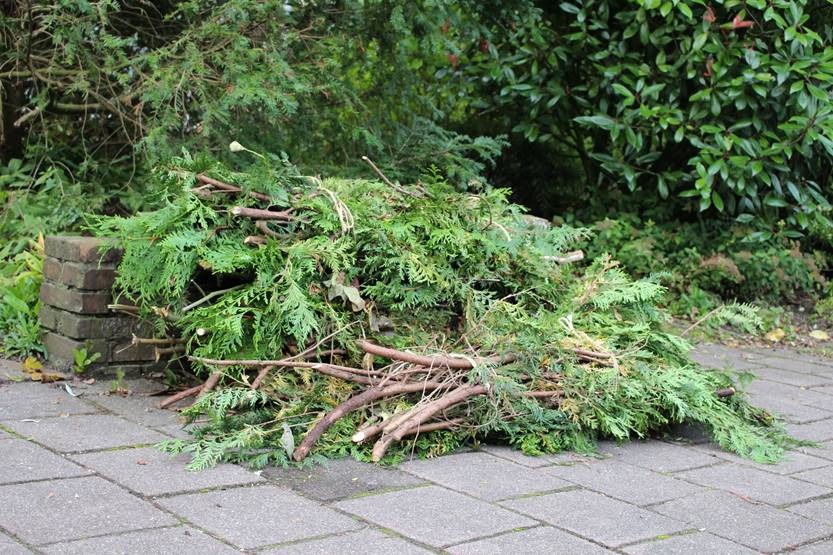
left=44, top=235, right=122, bottom=264
left=41, top=332, right=109, bottom=368
left=38, top=305, right=150, bottom=339
left=42, top=257, right=116, bottom=290
left=40, top=281, right=111, bottom=314
left=109, top=339, right=157, bottom=362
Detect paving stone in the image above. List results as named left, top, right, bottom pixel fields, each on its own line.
left=155, top=423, right=198, bottom=440
left=758, top=356, right=833, bottom=376
left=651, top=490, right=832, bottom=552
left=3, top=414, right=169, bottom=452
left=0, top=359, right=28, bottom=382
left=41, top=525, right=241, bottom=555
left=623, top=531, right=760, bottom=555
left=678, top=462, right=830, bottom=505
left=44, top=236, right=122, bottom=264
left=263, top=457, right=425, bottom=502
left=596, top=441, right=716, bottom=473
left=797, top=441, right=833, bottom=462
left=400, top=452, right=572, bottom=501
left=695, top=443, right=832, bottom=475
left=690, top=345, right=760, bottom=369
left=745, top=378, right=833, bottom=406
left=546, top=458, right=703, bottom=506
left=787, top=419, right=833, bottom=442
left=794, top=540, right=833, bottom=554
left=788, top=497, right=833, bottom=525
left=501, top=489, right=687, bottom=547
left=754, top=367, right=832, bottom=388
left=747, top=394, right=833, bottom=424
left=159, top=485, right=361, bottom=549
left=84, top=390, right=182, bottom=428
left=335, top=485, right=535, bottom=548
left=0, top=439, right=91, bottom=484
left=749, top=347, right=833, bottom=368
left=793, top=466, right=833, bottom=488
left=446, top=526, right=614, bottom=555
left=0, top=382, right=96, bottom=420
left=263, top=529, right=433, bottom=554
left=479, top=444, right=596, bottom=467
left=0, top=476, right=176, bottom=546
left=0, top=532, right=33, bottom=555
left=71, top=447, right=263, bottom=496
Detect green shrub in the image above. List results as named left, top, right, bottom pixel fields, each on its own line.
left=448, top=0, right=833, bottom=230
left=0, top=241, right=44, bottom=357
left=582, top=214, right=826, bottom=318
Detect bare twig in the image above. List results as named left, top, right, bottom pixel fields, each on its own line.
left=361, top=156, right=420, bottom=198
left=357, top=340, right=516, bottom=370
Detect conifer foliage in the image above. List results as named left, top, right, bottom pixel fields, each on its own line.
left=95, top=151, right=795, bottom=469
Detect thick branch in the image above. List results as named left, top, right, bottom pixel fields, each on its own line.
left=196, top=174, right=271, bottom=202
left=293, top=380, right=447, bottom=461
left=230, top=206, right=293, bottom=220
left=357, top=340, right=516, bottom=369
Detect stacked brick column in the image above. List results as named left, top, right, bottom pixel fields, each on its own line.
left=39, top=236, right=159, bottom=376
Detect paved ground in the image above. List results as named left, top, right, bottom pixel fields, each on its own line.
left=1, top=344, right=833, bottom=554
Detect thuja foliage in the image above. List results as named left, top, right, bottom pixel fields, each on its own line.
left=93, top=152, right=797, bottom=469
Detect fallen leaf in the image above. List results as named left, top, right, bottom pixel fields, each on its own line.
left=23, top=357, right=43, bottom=372
left=809, top=330, right=829, bottom=341
left=136, top=459, right=148, bottom=465
left=765, top=328, right=785, bottom=342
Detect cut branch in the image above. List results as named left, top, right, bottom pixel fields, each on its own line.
left=293, top=380, right=448, bottom=461
left=230, top=206, right=294, bottom=220
left=158, top=384, right=202, bottom=409
left=196, top=174, right=271, bottom=202
left=357, top=340, right=516, bottom=369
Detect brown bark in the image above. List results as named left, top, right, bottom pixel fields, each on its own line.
left=196, top=174, right=271, bottom=202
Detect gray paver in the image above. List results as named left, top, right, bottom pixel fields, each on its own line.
left=745, top=378, right=833, bottom=406
left=794, top=540, right=833, bottom=554
left=41, top=526, right=241, bottom=555
left=479, top=444, right=596, bottom=467
left=758, top=356, right=833, bottom=376
left=749, top=394, right=833, bottom=424
left=3, top=414, right=169, bottom=452
left=0, top=383, right=96, bottom=420
left=0, top=476, right=176, bottom=546
left=335, top=485, right=535, bottom=548
left=695, top=443, right=832, bottom=475
left=788, top=497, right=833, bottom=525
left=400, top=452, right=572, bottom=501
left=596, top=441, right=717, bottom=473
left=788, top=419, right=833, bottom=442
left=623, top=532, right=760, bottom=555
left=547, top=458, right=703, bottom=506
left=678, top=462, right=830, bottom=505
left=263, top=457, right=424, bottom=502
left=793, top=466, right=833, bottom=488
left=84, top=381, right=181, bottom=428
left=501, top=489, right=688, bottom=547
left=797, top=441, right=833, bottom=462
left=755, top=368, right=832, bottom=388
left=0, top=532, right=33, bottom=555
left=447, top=526, right=614, bottom=554
left=652, top=490, right=832, bottom=552
left=263, top=529, right=433, bottom=554
left=158, top=485, right=361, bottom=549
left=0, top=439, right=90, bottom=484
left=71, top=446, right=263, bottom=496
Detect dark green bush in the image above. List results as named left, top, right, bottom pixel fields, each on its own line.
left=582, top=214, right=827, bottom=317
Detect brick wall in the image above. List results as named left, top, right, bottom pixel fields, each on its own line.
left=39, top=236, right=161, bottom=377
